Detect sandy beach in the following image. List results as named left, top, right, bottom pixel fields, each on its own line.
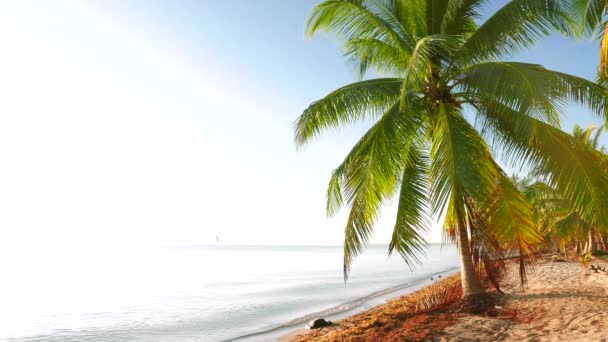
left=284, top=257, right=608, bottom=341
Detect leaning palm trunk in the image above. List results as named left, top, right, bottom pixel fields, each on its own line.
left=458, top=225, right=484, bottom=296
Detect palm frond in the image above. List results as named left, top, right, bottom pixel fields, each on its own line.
left=459, top=62, right=608, bottom=125
left=555, top=211, right=588, bottom=239
left=344, top=38, right=409, bottom=78
left=592, top=126, right=604, bottom=148
left=441, top=0, right=485, bottom=35
left=332, top=101, right=426, bottom=279
left=458, top=62, right=563, bottom=126
left=467, top=197, right=507, bottom=292
left=306, top=0, right=413, bottom=51
left=475, top=98, right=608, bottom=226
left=388, top=146, right=431, bottom=267
left=455, top=0, right=573, bottom=65
left=430, top=103, right=497, bottom=220
left=294, top=78, right=402, bottom=148
left=570, top=0, right=608, bottom=37
left=367, top=0, right=418, bottom=48
left=486, top=171, right=544, bottom=288
left=426, top=0, right=451, bottom=34
left=549, top=70, right=608, bottom=118
left=382, top=0, right=428, bottom=39
left=326, top=171, right=344, bottom=218
left=572, top=123, right=594, bottom=142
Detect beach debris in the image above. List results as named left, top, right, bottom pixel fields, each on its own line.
left=306, top=318, right=333, bottom=329
left=551, top=255, right=566, bottom=262
left=589, top=264, right=608, bottom=273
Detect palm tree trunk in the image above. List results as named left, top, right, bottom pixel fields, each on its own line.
left=551, top=233, right=560, bottom=253
left=597, top=231, right=607, bottom=251
left=589, top=229, right=597, bottom=254
left=458, top=224, right=484, bottom=297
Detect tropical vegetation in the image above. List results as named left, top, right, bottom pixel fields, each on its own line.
left=515, top=124, right=608, bottom=258
left=294, top=0, right=608, bottom=301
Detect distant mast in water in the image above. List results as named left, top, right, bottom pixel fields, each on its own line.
left=216, top=236, right=219, bottom=243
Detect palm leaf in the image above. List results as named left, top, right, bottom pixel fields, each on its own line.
left=458, top=62, right=563, bottom=125
left=388, top=146, right=430, bottom=267
left=344, top=38, right=409, bottom=78
left=467, top=196, right=507, bottom=293
left=294, top=78, right=402, bottom=147
left=441, top=0, right=484, bottom=35
left=330, top=101, right=426, bottom=278
left=459, top=62, right=608, bottom=124
left=430, top=102, right=497, bottom=220
left=486, top=171, right=544, bottom=288
left=367, top=0, right=417, bottom=48
left=306, top=0, right=413, bottom=51
left=426, top=0, right=451, bottom=34
left=570, top=0, right=608, bottom=37
left=455, top=0, right=573, bottom=65
left=475, top=98, right=608, bottom=226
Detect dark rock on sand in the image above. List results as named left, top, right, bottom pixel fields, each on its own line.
left=306, top=318, right=333, bottom=329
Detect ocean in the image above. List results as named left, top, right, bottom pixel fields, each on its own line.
left=0, top=244, right=459, bottom=342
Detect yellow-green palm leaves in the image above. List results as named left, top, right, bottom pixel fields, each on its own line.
left=571, top=0, right=608, bottom=79
left=295, top=0, right=608, bottom=282
left=522, top=124, right=608, bottom=251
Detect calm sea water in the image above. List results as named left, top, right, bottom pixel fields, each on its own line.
left=0, top=244, right=459, bottom=342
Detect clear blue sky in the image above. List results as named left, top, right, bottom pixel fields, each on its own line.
left=0, top=0, right=604, bottom=248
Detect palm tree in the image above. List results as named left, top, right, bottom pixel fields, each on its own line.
left=572, top=124, right=605, bottom=152
left=520, top=124, right=608, bottom=256
left=519, top=178, right=589, bottom=256
left=569, top=124, right=607, bottom=252
left=294, top=0, right=608, bottom=301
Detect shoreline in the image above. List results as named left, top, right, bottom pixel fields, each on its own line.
left=281, top=257, right=608, bottom=341
left=279, top=273, right=463, bottom=342
left=230, top=267, right=460, bottom=342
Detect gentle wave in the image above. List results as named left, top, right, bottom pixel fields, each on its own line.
left=0, top=245, right=459, bottom=342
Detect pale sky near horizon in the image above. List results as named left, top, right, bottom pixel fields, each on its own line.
left=0, top=0, right=606, bottom=249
